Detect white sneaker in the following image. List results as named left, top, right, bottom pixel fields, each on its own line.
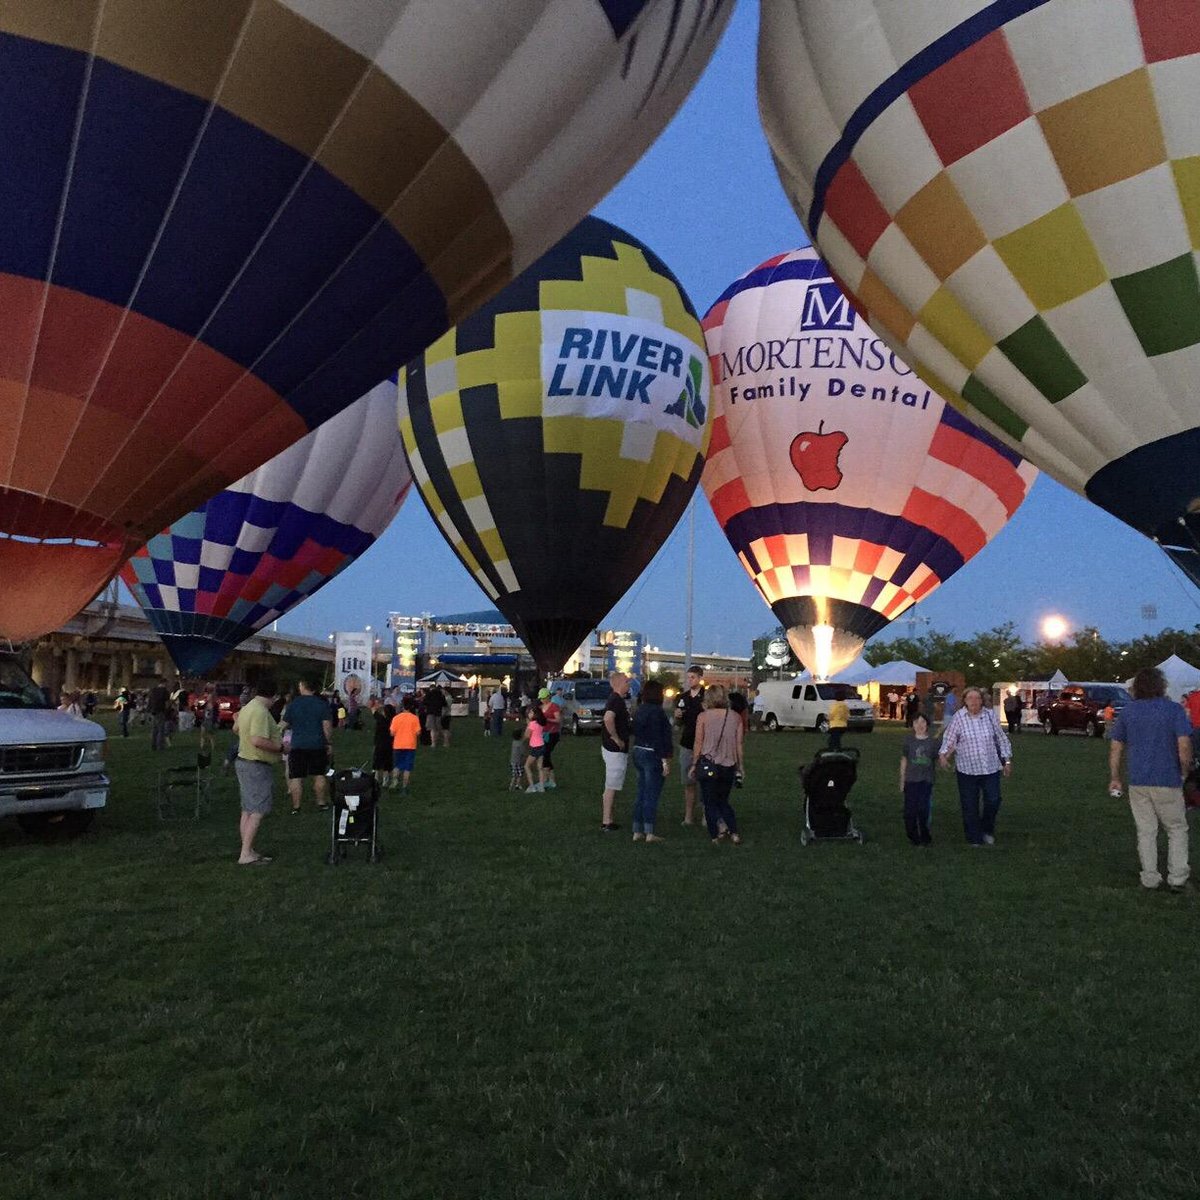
left=982, top=834, right=995, bottom=845
left=544, top=780, right=556, bottom=790
left=526, top=784, right=542, bottom=793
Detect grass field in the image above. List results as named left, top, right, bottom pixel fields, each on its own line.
left=3, top=715, right=1199, bottom=1199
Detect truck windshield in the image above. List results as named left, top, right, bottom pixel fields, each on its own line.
left=0, top=655, right=51, bottom=709
left=815, top=684, right=855, bottom=700
left=1090, top=686, right=1131, bottom=704
left=573, top=680, right=611, bottom=704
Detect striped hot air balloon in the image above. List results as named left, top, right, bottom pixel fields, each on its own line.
left=400, top=216, right=711, bottom=674
left=0, top=0, right=732, bottom=642
left=701, top=248, right=1037, bottom=679
left=759, top=0, right=1200, bottom=588
left=121, top=380, right=411, bottom=676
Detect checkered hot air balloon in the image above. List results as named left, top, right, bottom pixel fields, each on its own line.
left=0, top=0, right=732, bottom=643
left=702, top=248, right=1036, bottom=679
left=759, top=0, right=1200, bottom=587
left=120, top=380, right=411, bottom=676
left=399, top=216, right=712, bottom=674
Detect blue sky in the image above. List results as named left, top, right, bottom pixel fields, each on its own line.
left=160, top=2, right=1200, bottom=655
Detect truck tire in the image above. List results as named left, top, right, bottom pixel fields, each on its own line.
left=1043, top=718, right=1057, bottom=736
left=815, top=715, right=830, bottom=734
left=764, top=714, right=779, bottom=731
left=572, top=715, right=581, bottom=735
left=17, top=810, right=96, bottom=839
left=1086, top=718, right=1100, bottom=738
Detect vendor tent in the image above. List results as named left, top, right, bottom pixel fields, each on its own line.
left=416, top=668, right=470, bottom=687
left=854, top=659, right=928, bottom=687
left=1126, top=655, right=1200, bottom=701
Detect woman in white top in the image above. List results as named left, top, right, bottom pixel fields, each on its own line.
left=689, top=685, right=745, bottom=845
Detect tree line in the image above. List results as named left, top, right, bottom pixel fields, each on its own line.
left=860, top=621, right=1200, bottom=684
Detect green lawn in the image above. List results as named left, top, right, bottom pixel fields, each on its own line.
left=2, top=717, right=1198, bottom=1199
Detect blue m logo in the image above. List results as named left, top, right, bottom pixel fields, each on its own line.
left=800, top=282, right=855, bottom=331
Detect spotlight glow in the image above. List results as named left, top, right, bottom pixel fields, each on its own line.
left=1041, top=615, right=1068, bottom=642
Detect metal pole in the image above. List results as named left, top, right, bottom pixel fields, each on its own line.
left=684, top=499, right=695, bottom=672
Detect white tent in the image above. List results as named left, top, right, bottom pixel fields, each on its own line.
left=855, top=659, right=928, bottom=687
left=1125, top=655, right=1200, bottom=701
left=787, top=655, right=874, bottom=685
left=416, top=668, right=470, bottom=687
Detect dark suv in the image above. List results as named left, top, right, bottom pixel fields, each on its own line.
left=1038, top=684, right=1131, bottom=738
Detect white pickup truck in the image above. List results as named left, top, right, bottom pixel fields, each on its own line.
left=1, top=650, right=109, bottom=836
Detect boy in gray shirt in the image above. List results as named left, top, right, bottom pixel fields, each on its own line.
left=900, top=713, right=936, bottom=845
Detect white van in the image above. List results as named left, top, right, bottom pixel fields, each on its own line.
left=756, top=679, right=874, bottom=733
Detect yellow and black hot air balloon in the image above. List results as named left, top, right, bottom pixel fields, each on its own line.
left=399, top=216, right=711, bottom=674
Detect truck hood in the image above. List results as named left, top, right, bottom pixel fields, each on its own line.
left=0, top=710, right=106, bottom=745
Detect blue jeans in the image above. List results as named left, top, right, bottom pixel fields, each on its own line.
left=956, top=771, right=1001, bottom=844
left=903, top=780, right=933, bottom=844
left=489, top=710, right=504, bottom=737
left=632, top=747, right=665, bottom=834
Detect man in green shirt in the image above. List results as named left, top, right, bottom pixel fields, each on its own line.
left=232, top=677, right=283, bottom=865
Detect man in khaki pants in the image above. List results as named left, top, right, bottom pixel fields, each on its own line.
left=1109, top=667, right=1192, bottom=892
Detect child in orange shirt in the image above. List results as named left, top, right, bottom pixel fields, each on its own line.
left=389, top=697, right=421, bottom=794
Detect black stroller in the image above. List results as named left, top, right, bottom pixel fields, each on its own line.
left=798, top=748, right=866, bottom=845
left=325, top=767, right=382, bottom=864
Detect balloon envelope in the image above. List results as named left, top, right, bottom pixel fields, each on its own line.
left=759, top=1, right=1200, bottom=581
left=120, top=380, right=411, bottom=676
left=400, top=216, right=712, bottom=673
left=702, top=248, right=1036, bottom=678
left=0, top=0, right=732, bottom=640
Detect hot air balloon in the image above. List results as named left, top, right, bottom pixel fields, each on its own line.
left=0, top=0, right=733, bottom=643
left=120, top=380, right=411, bottom=676
left=399, top=216, right=711, bottom=674
left=759, top=1, right=1200, bottom=585
left=702, top=249, right=1036, bottom=679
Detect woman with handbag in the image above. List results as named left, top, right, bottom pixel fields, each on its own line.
left=689, top=684, right=745, bottom=845
left=938, top=685, right=1013, bottom=846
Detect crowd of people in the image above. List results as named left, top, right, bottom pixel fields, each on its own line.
left=84, top=661, right=1195, bottom=891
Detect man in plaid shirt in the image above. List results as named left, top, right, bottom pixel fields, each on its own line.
left=939, top=686, right=1013, bottom=846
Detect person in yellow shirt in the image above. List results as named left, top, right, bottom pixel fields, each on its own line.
left=232, top=677, right=283, bottom=865
left=828, top=693, right=850, bottom=750
left=389, top=696, right=422, bottom=794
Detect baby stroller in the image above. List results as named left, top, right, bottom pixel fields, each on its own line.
left=798, top=748, right=866, bottom=845
left=325, top=767, right=382, bottom=865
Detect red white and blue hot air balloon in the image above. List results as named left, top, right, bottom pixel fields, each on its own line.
left=701, top=248, right=1037, bottom=678
left=121, top=380, right=411, bottom=676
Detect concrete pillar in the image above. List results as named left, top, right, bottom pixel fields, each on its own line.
left=120, top=652, right=133, bottom=690
left=63, top=647, right=79, bottom=692
left=31, top=644, right=62, bottom=697
left=106, top=654, right=119, bottom=694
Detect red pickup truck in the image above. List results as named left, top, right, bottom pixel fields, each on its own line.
left=1037, top=683, right=1131, bottom=737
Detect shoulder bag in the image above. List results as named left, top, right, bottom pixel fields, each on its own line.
left=694, top=711, right=729, bottom=781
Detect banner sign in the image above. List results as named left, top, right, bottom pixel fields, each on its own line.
left=605, top=630, right=644, bottom=691
left=334, top=632, right=372, bottom=703
left=391, top=627, right=426, bottom=694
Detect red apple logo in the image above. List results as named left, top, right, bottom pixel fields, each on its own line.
left=790, top=421, right=848, bottom=491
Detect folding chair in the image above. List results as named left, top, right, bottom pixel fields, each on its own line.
left=157, top=751, right=213, bottom=820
